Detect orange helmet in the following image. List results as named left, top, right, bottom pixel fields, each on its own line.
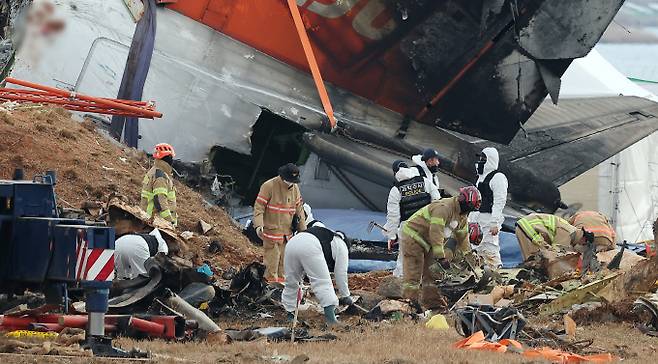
left=153, top=143, right=175, bottom=159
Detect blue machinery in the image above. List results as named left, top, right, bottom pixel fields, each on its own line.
left=0, top=169, right=126, bottom=357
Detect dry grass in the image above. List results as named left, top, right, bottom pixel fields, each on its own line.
left=111, top=320, right=658, bottom=364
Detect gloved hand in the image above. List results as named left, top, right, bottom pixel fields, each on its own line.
left=582, top=228, right=595, bottom=245
left=256, top=226, right=263, bottom=238
left=441, top=238, right=458, bottom=262
left=387, top=238, right=398, bottom=251
left=323, top=305, right=338, bottom=325
left=338, top=296, right=354, bottom=306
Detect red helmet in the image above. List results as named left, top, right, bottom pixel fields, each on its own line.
left=469, top=222, right=483, bottom=245
left=458, top=186, right=481, bottom=212
left=153, top=143, right=175, bottom=159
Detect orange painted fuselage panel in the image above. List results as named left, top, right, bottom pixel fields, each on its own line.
left=167, top=0, right=424, bottom=117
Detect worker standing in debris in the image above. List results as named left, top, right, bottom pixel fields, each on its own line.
left=568, top=211, right=616, bottom=252
left=282, top=226, right=351, bottom=326
left=400, top=186, right=483, bottom=309
left=470, top=147, right=508, bottom=270
left=384, top=160, right=441, bottom=277
left=411, top=148, right=442, bottom=194
left=114, top=228, right=169, bottom=280
left=253, top=163, right=307, bottom=283
left=140, top=143, right=177, bottom=227
left=515, top=213, right=594, bottom=260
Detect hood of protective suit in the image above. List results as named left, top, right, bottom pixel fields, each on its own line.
left=303, top=203, right=314, bottom=224
left=478, top=147, right=499, bottom=176
left=411, top=154, right=432, bottom=176
left=395, top=166, right=420, bottom=182
left=149, top=228, right=167, bottom=248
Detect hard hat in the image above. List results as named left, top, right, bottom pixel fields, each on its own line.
left=421, top=148, right=439, bottom=161
left=278, top=163, right=301, bottom=184
left=458, top=186, right=482, bottom=213
left=468, top=222, right=483, bottom=245
left=153, top=143, right=175, bottom=159
left=392, top=160, right=408, bottom=174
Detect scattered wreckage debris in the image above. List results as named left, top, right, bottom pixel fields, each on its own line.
left=632, top=290, right=658, bottom=337
left=0, top=107, right=259, bottom=270
left=454, top=305, right=526, bottom=340
left=0, top=328, right=91, bottom=357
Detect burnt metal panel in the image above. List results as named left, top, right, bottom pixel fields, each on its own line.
left=503, top=96, right=658, bottom=186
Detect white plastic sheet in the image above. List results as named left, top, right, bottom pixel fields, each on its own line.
left=561, top=49, right=658, bottom=242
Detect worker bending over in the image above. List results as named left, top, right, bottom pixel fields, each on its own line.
left=140, top=143, right=177, bottom=227
left=401, top=186, right=482, bottom=309
left=471, top=147, right=508, bottom=270
left=568, top=211, right=616, bottom=252
left=515, top=213, right=594, bottom=260
left=253, top=163, right=307, bottom=283
left=384, top=160, right=440, bottom=277
left=115, top=228, right=169, bottom=280
left=282, top=226, right=351, bottom=326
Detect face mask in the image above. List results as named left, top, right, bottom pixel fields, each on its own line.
left=475, top=161, right=485, bottom=175
left=428, top=165, right=439, bottom=173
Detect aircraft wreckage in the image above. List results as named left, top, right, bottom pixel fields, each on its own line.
left=7, top=0, right=658, bottom=215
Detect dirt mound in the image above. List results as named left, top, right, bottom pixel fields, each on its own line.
left=0, top=106, right=260, bottom=269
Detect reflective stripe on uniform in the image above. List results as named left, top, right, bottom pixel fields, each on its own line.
left=153, top=187, right=169, bottom=196
left=518, top=215, right=564, bottom=245
left=402, top=223, right=431, bottom=252
left=430, top=217, right=445, bottom=226
left=517, top=218, right=544, bottom=244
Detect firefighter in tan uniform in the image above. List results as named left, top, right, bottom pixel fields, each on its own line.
left=140, top=143, right=177, bottom=227
left=515, top=213, right=592, bottom=260
left=253, top=163, right=307, bottom=282
left=400, top=186, right=483, bottom=308
left=568, top=211, right=616, bottom=252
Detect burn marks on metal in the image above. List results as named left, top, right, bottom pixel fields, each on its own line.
left=391, top=0, right=623, bottom=144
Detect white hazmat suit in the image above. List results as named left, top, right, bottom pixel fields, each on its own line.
left=383, top=166, right=441, bottom=277
left=282, top=231, right=350, bottom=312
left=469, top=147, right=508, bottom=269
left=114, top=228, right=168, bottom=279
left=411, top=154, right=441, bottom=191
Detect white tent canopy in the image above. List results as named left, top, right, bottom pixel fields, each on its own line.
left=559, top=49, right=658, bottom=242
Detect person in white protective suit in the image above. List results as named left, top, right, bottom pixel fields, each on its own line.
left=411, top=148, right=442, bottom=194
left=470, top=147, right=508, bottom=270
left=282, top=225, right=351, bottom=325
left=114, top=228, right=169, bottom=279
left=383, top=160, right=441, bottom=277
left=303, top=203, right=324, bottom=229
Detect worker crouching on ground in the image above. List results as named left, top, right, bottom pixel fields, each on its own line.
left=115, top=228, right=168, bottom=280
left=568, top=211, right=616, bottom=252
left=384, top=160, right=441, bottom=277
left=515, top=213, right=594, bottom=260
left=282, top=226, right=351, bottom=326
left=140, top=143, right=177, bottom=227
left=471, top=147, right=508, bottom=271
left=401, top=186, right=483, bottom=310
left=253, top=163, right=307, bottom=283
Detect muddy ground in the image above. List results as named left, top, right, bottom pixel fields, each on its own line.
left=0, top=106, right=259, bottom=268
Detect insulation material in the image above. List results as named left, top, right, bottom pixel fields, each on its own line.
left=560, top=49, right=658, bottom=242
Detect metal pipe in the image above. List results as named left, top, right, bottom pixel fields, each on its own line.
left=4, top=77, right=162, bottom=118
